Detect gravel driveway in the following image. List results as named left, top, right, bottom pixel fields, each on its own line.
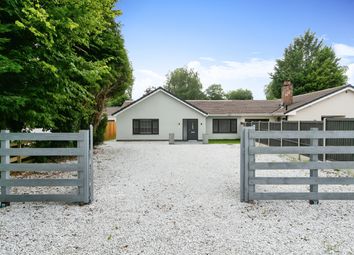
left=1, top=141, right=354, bottom=254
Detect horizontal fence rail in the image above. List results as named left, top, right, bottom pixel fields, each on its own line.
left=0, top=148, right=84, bottom=156
left=251, top=161, right=354, bottom=170
left=250, top=192, right=354, bottom=201
left=250, top=146, right=354, bottom=154
left=0, top=127, right=93, bottom=205
left=240, top=126, right=354, bottom=203
left=249, top=130, right=354, bottom=139
left=0, top=132, right=85, bottom=141
left=249, top=177, right=354, bottom=185
left=0, top=163, right=81, bottom=172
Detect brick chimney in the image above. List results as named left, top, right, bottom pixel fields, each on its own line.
left=281, top=80, right=293, bottom=106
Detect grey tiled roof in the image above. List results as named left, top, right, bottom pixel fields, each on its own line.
left=105, top=107, right=121, bottom=116
left=186, top=99, right=282, bottom=115
left=113, top=85, right=352, bottom=116
left=189, top=85, right=352, bottom=115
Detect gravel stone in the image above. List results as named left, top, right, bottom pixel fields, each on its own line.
left=1, top=141, right=354, bottom=254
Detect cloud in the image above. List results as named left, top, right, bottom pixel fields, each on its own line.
left=131, top=44, right=354, bottom=100
left=131, top=58, right=275, bottom=99
left=333, top=43, right=354, bottom=57
left=333, top=43, right=354, bottom=84
left=199, top=57, right=215, bottom=61
left=132, top=69, right=165, bottom=99
left=187, top=58, right=275, bottom=99
left=346, top=63, right=354, bottom=85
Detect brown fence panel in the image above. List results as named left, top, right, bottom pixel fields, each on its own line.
left=104, top=120, right=116, bottom=141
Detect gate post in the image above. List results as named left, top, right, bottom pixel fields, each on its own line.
left=240, top=127, right=245, bottom=202
left=89, top=125, right=94, bottom=202
left=244, top=127, right=250, bottom=202
left=248, top=126, right=256, bottom=201
left=1, top=130, right=10, bottom=207
left=241, top=126, right=253, bottom=202
left=309, top=128, right=319, bottom=205
left=78, top=130, right=90, bottom=204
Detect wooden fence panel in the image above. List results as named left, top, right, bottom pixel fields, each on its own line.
left=326, top=119, right=354, bottom=161
left=269, top=122, right=281, bottom=146
left=282, top=121, right=299, bottom=146
left=104, top=120, right=116, bottom=141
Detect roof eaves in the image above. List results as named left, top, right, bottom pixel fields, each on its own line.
left=285, top=84, right=353, bottom=114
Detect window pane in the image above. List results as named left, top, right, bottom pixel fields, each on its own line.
left=213, top=120, right=219, bottom=133
left=140, top=119, right=151, bottom=134
left=152, top=120, right=159, bottom=134
left=133, top=120, right=139, bottom=134
left=213, top=119, right=237, bottom=133
left=132, top=119, right=159, bottom=135
left=219, top=119, right=230, bottom=133
left=231, top=119, right=237, bottom=133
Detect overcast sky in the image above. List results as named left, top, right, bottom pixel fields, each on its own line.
left=116, top=0, right=354, bottom=99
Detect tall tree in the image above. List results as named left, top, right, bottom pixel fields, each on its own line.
left=205, top=84, right=225, bottom=100
left=0, top=0, right=132, bottom=141
left=226, top=89, right=253, bottom=100
left=108, top=86, right=132, bottom=107
left=265, top=30, right=347, bottom=99
left=88, top=18, right=133, bottom=131
left=164, top=67, right=205, bottom=100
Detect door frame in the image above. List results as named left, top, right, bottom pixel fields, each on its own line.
left=182, top=119, right=198, bottom=141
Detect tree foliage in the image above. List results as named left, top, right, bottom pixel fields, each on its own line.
left=143, top=86, right=157, bottom=96
left=226, top=89, right=253, bottom=100
left=205, top=84, right=225, bottom=100
left=164, top=67, right=205, bottom=100
left=265, top=30, right=347, bottom=99
left=0, top=0, right=133, bottom=140
left=107, top=86, right=132, bottom=107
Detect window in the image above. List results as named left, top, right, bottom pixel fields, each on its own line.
left=133, top=119, right=159, bottom=135
left=213, top=119, right=237, bottom=133
left=245, top=119, right=269, bottom=122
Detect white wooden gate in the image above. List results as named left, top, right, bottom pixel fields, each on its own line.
left=0, top=126, right=93, bottom=205
left=240, top=126, right=354, bottom=203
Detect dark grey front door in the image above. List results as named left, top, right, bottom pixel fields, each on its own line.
left=187, top=119, right=198, bottom=140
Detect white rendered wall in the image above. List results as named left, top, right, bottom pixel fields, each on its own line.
left=116, top=91, right=206, bottom=140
